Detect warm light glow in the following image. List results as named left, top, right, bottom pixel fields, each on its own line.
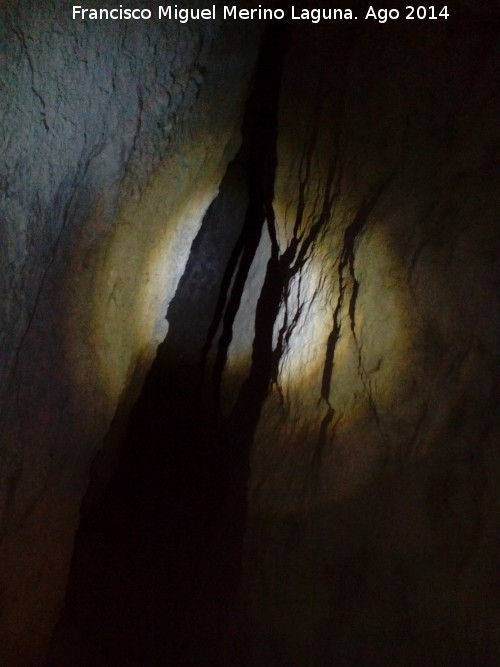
left=63, top=144, right=228, bottom=420
left=246, top=205, right=417, bottom=513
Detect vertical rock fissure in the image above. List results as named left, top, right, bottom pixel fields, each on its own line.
left=316, top=176, right=393, bottom=467
left=225, top=92, right=345, bottom=468
left=199, top=22, right=289, bottom=419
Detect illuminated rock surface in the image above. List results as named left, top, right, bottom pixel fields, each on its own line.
left=0, top=1, right=260, bottom=663
left=241, top=17, right=500, bottom=666
left=1, top=1, right=499, bottom=665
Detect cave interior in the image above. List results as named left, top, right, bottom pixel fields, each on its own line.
left=0, top=2, right=499, bottom=666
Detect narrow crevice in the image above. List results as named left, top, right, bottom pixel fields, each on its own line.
left=225, top=93, right=343, bottom=469
left=321, top=176, right=393, bottom=406
left=47, top=23, right=291, bottom=667
left=199, top=22, right=290, bottom=420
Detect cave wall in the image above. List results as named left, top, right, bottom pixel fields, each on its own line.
left=234, top=11, right=500, bottom=666
left=1, top=1, right=498, bottom=664
left=0, top=2, right=261, bottom=663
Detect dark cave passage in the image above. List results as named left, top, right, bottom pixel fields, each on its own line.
left=46, top=24, right=290, bottom=667
left=46, top=152, right=254, bottom=663
left=47, top=350, right=248, bottom=666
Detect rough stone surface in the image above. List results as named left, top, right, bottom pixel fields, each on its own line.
left=0, top=2, right=260, bottom=663
left=236, top=14, right=500, bottom=666
left=1, top=2, right=499, bottom=665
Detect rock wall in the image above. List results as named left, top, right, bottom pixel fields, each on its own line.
left=0, top=2, right=260, bottom=663
left=1, top=1, right=498, bottom=664
left=235, top=10, right=500, bottom=665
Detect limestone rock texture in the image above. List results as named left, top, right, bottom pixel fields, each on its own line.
left=0, top=0, right=499, bottom=665
left=0, top=2, right=260, bottom=663
left=235, top=12, right=500, bottom=666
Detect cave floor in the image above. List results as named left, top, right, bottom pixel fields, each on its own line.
left=47, top=364, right=247, bottom=667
